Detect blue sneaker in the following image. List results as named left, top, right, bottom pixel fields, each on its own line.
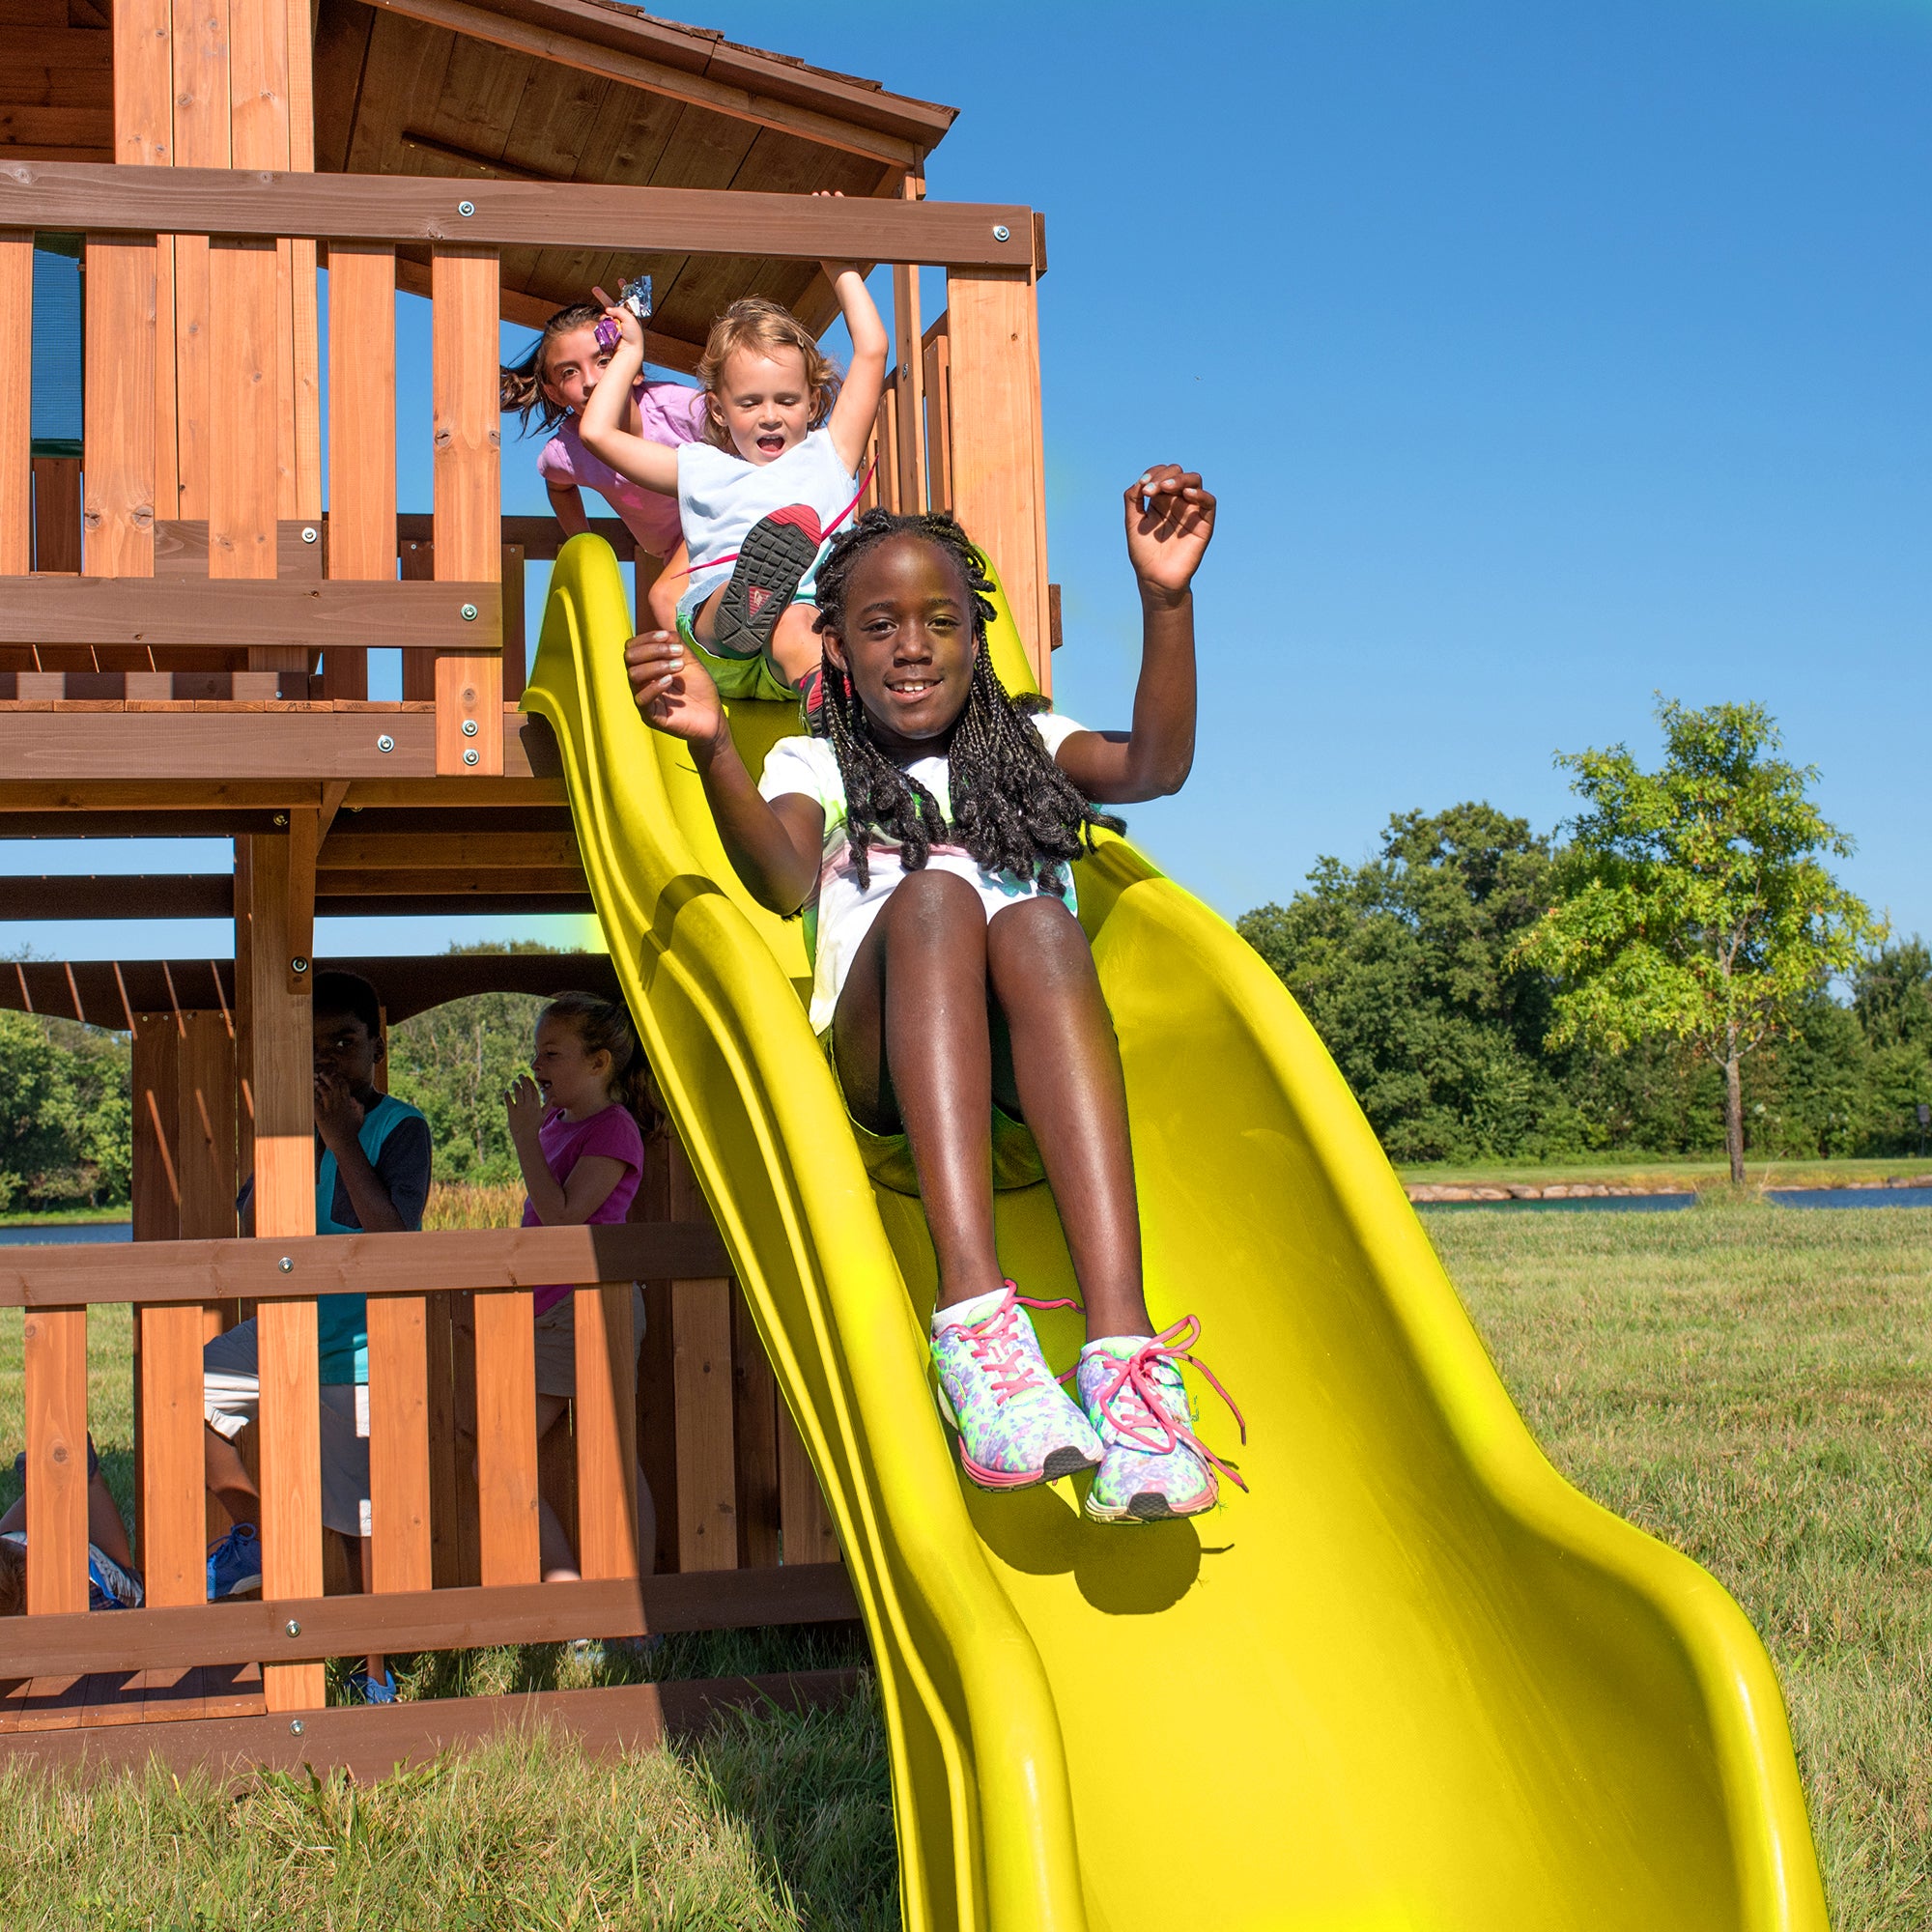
left=206, top=1522, right=262, bottom=1601
left=344, top=1668, right=396, bottom=1704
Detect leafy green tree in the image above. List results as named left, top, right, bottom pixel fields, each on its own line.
left=1513, top=698, right=1880, bottom=1183
left=0, top=1010, right=131, bottom=1211
left=1850, top=940, right=1932, bottom=1155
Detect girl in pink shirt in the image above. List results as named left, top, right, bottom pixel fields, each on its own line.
left=501, top=991, right=655, bottom=1581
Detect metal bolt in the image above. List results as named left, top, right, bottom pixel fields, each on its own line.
left=992, top=223, right=1011, bottom=242
left=272, top=812, right=288, bottom=827
left=300, top=526, right=318, bottom=544
left=376, top=733, right=395, bottom=753
left=461, top=718, right=478, bottom=737
left=291, top=955, right=309, bottom=976
left=289, top=1719, right=305, bottom=1737
left=460, top=602, right=479, bottom=621
left=458, top=200, right=475, bottom=218
left=278, top=1256, right=293, bottom=1272
left=285, top=1619, right=301, bottom=1638
left=463, top=747, right=480, bottom=766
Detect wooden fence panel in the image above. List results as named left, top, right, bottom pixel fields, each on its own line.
left=672, top=1281, right=736, bottom=1572
left=778, top=1401, right=839, bottom=1567
left=323, top=242, right=396, bottom=701
left=23, top=1308, right=89, bottom=1616
left=137, top=1306, right=208, bottom=1610
left=473, top=1290, right=540, bottom=1585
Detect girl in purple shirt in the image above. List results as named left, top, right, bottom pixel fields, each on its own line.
left=501, top=991, right=655, bottom=1580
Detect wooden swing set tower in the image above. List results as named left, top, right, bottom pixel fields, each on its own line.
left=0, top=0, right=1053, bottom=1776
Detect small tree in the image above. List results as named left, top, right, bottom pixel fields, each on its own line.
left=1513, top=698, right=1880, bottom=1183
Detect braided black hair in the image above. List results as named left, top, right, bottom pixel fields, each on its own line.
left=811, top=510, right=1123, bottom=893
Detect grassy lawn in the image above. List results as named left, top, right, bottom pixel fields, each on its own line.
left=1401, top=1152, right=1932, bottom=1192
left=4, top=1206, right=1928, bottom=1925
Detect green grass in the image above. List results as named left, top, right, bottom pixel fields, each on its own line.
left=0, top=1207, right=131, bottom=1227
left=1433, top=1200, right=1932, bottom=1932
left=8, top=1211, right=1932, bottom=1925
left=1400, top=1152, right=1932, bottom=1191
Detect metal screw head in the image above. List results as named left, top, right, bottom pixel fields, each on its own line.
left=284, top=1619, right=301, bottom=1638
left=376, top=733, right=395, bottom=753
left=272, top=812, right=288, bottom=827
left=289, top=1719, right=305, bottom=1737
left=460, top=602, right=479, bottom=621
left=277, top=1256, right=293, bottom=1272
left=300, top=526, right=318, bottom=544
left=291, top=955, right=309, bottom=976
left=458, top=200, right=475, bottom=217
left=461, top=718, right=478, bottom=737
left=992, top=223, right=1011, bottom=242
left=463, top=747, right=480, bottom=766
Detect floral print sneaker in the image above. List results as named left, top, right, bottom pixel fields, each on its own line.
left=931, top=1284, right=1104, bottom=1491
left=1077, top=1318, right=1247, bottom=1523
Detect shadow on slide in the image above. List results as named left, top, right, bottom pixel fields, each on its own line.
left=523, top=534, right=1827, bottom=1932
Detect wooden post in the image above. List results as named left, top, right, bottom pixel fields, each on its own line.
left=944, top=269, right=1050, bottom=694
left=0, top=232, right=29, bottom=577
left=431, top=245, right=503, bottom=775
left=237, top=832, right=323, bottom=1710
left=322, top=243, right=396, bottom=700
left=891, top=170, right=927, bottom=516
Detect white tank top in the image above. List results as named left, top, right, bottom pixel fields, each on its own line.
left=675, top=428, right=860, bottom=618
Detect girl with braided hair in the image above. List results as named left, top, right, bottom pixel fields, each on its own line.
left=625, top=467, right=1238, bottom=1525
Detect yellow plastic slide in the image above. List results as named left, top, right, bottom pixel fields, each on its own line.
left=524, top=535, right=1828, bottom=1932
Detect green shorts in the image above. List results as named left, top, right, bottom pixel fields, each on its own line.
left=821, top=1026, right=1045, bottom=1198
left=677, top=613, right=800, bottom=705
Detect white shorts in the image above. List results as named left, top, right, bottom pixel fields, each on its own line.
left=533, top=1283, right=647, bottom=1399
left=203, top=1318, right=371, bottom=1540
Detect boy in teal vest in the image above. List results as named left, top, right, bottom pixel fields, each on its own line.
left=202, top=973, right=431, bottom=1636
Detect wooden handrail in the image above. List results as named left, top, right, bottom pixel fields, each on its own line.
left=0, top=163, right=1037, bottom=269
left=0, top=1221, right=729, bottom=1306
left=0, top=1565, right=859, bottom=1675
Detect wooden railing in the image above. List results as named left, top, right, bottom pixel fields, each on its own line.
left=1, top=1222, right=855, bottom=1727
left=0, top=162, right=1056, bottom=752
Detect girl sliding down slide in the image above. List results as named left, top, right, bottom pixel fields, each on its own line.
left=624, top=468, right=1245, bottom=1522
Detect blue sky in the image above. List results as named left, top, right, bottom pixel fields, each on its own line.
left=8, top=0, right=1929, bottom=962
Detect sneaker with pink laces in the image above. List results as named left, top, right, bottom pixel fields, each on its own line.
left=1076, top=1319, right=1247, bottom=1523
left=931, top=1284, right=1104, bottom=1491
left=711, top=504, right=823, bottom=664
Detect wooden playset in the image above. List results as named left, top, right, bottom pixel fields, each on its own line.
left=0, top=0, right=1052, bottom=1776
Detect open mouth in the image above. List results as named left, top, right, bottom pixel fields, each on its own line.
left=886, top=678, right=939, bottom=701
left=755, top=434, right=786, bottom=457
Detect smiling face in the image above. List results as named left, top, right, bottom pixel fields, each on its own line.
left=530, top=1015, right=612, bottom=1119
left=541, top=324, right=612, bottom=418
left=821, top=534, right=979, bottom=753
left=710, top=344, right=815, bottom=465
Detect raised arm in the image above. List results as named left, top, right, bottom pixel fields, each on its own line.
left=1052, top=465, right=1216, bottom=806
left=547, top=481, right=590, bottom=538
left=624, top=631, right=825, bottom=913
left=577, top=296, right=680, bottom=496
left=817, top=200, right=889, bottom=476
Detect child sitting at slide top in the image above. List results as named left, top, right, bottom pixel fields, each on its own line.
left=579, top=214, right=888, bottom=710
left=499, top=992, right=656, bottom=1581
left=0, top=1435, right=143, bottom=1614
left=624, top=467, right=1245, bottom=1522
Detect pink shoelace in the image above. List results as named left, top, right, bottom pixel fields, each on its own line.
left=936, top=1281, right=1078, bottom=1406
left=1086, top=1316, right=1249, bottom=1491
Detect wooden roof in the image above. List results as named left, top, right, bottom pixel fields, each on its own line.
left=314, top=0, right=959, bottom=358
left=0, top=0, right=114, bottom=164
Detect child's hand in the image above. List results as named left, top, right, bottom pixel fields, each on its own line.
left=813, top=190, right=860, bottom=287
left=590, top=286, right=645, bottom=353
left=626, top=630, right=726, bottom=751
left=313, top=1071, right=366, bottom=1150
left=1124, top=465, right=1216, bottom=601
left=503, top=1072, right=546, bottom=1141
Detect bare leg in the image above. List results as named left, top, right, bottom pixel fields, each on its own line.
left=832, top=869, right=1002, bottom=1313
left=767, top=604, right=822, bottom=688
left=204, top=1426, right=261, bottom=1531
left=646, top=545, right=687, bottom=635
left=987, top=898, right=1152, bottom=1341
left=86, top=1468, right=135, bottom=1573
left=692, top=583, right=727, bottom=646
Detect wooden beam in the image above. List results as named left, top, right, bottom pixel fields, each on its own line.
left=0, top=165, right=1036, bottom=268
left=316, top=830, right=579, bottom=868
left=0, top=1223, right=732, bottom=1307
left=362, top=0, right=920, bottom=166
left=0, top=578, right=501, bottom=649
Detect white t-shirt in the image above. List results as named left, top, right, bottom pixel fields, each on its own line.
left=676, top=427, right=859, bottom=620
left=757, top=712, right=1089, bottom=1033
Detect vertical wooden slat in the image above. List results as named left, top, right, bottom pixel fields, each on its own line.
left=777, top=1399, right=839, bottom=1567
left=208, top=238, right=280, bottom=582
left=323, top=243, right=395, bottom=700
left=921, top=319, right=952, bottom=517
left=500, top=542, right=526, bottom=704
left=0, top=232, right=28, bottom=576
left=473, top=1289, right=540, bottom=1584
left=170, top=0, right=229, bottom=519
left=872, top=384, right=899, bottom=517
left=179, top=1009, right=239, bottom=1241
left=131, top=1012, right=184, bottom=1244
left=431, top=244, right=503, bottom=774
left=137, top=1305, right=207, bottom=1609
left=891, top=179, right=927, bottom=517
left=574, top=1283, right=638, bottom=1581
left=239, top=829, right=322, bottom=1709
left=632, top=1137, right=678, bottom=1574
left=23, top=1308, right=89, bottom=1614
left=452, top=1294, right=482, bottom=1586
left=117, top=0, right=174, bottom=167
left=82, top=237, right=157, bottom=579
left=668, top=1139, right=733, bottom=1572
left=399, top=537, right=437, bottom=702
left=367, top=1294, right=431, bottom=1593
left=425, top=1292, right=463, bottom=1589
left=31, top=459, right=83, bottom=578
left=731, top=1283, right=781, bottom=1570
left=944, top=269, right=1050, bottom=692
left=278, top=0, right=320, bottom=525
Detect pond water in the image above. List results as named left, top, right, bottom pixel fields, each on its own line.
left=0, top=1222, right=133, bottom=1246
left=1769, top=1186, right=1932, bottom=1210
